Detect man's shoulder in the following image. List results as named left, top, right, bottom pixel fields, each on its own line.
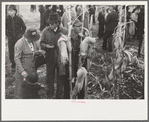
left=42, top=27, right=50, bottom=33
left=111, top=11, right=117, bottom=15
left=15, top=37, right=25, bottom=47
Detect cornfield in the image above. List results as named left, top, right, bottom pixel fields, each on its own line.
left=5, top=5, right=144, bottom=99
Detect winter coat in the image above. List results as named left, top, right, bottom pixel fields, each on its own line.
left=98, top=12, right=105, bottom=26
left=39, top=5, right=46, bottom=31
left=105, top=11, right=118, bottom=32
left=14, top=37, right=40, bottom=99
left=6, top=15, right=26, bottom=40
left=40, top=26, right=68, bottom=76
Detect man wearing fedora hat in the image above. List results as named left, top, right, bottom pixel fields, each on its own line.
left=6, top=5, right=26, bottom=73
left=40, top=12, right=68, bottom=99
left=14, top=28, right=41, bottom=99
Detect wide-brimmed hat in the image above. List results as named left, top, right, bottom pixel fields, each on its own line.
left=7, top=5, right=17, bottom=13
left=47, top=12, right=60, bottom=24
left=73, top=19, right=82, bottom=27
left=24, top=29, right=40, bottom=41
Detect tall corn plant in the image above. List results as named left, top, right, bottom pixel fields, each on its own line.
left=108, top=5, right=133, bottom=99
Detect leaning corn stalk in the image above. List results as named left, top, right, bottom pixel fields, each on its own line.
left=89, top=15, right=93, bottom=37
left=82, top=5, right=88, bottom=99
left=67, top=5, right=73, bottom=99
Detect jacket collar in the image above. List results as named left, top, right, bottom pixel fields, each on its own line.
left=8, top=15, right=17, bottom=19
left=48, top=26, right=61, bottom=33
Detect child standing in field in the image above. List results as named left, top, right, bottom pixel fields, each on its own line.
left=6, top=5, right=26, bottom=73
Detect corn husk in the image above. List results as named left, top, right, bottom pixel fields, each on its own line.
left=80, top=36, right=96, bottom=56
left=75, top=67, right=88, bottom=93
left=57, top=35, right=68, bottom=65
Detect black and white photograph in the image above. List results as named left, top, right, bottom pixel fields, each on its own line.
left=1, top=1, right=148, bottom=121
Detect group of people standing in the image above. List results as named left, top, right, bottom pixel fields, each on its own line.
left=5, top=4, right=144, bottom=99
left=97, top=5, right=144, bottom=56
left=6, top=4, right=93, bottom=99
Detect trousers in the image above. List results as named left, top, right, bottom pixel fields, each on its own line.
left=45, top=48, right=65, bottom=99
left=137, top=35, right=144, bottom=57
left=8, top=37, right=18, bottom=68
left=102, top=31, right=113, bottom=51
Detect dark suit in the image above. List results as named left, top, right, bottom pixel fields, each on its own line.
left=38, top=5, right=45, bottom=31
left=103, top=11, right=118, bottom=51
left=98, top=12, right=105, bottom=38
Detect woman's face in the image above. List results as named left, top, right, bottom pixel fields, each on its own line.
left=7, top=9, right=16, bottom=17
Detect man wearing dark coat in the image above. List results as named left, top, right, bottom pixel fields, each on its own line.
left=98, top=10, right=105, bottom=39
left=38, top=5, right=45, bottom=31
left=40, top=12, right=68, bottom=99
left=102, top=6, right=118, bottom=51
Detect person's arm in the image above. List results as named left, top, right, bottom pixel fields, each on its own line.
left=40, top=30, right=47, bottom=51
left=105, top=13, right=111, bottom=24
left=19, top=17, right=27, bottom=36
left=6, top=17, right=9, bottom=37
left=14, top=39, right=28, bottom=77
left=40, top=30, right=54, bottom=51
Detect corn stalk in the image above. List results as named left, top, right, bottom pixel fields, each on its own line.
left=81, top=5, right=88, bottom=99
left=108, top=5, right=128, bottom=99
left=67, top=5, right=73, bottom=99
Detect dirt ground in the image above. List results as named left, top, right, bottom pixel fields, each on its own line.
left=5, top=5, right=144, bottom=99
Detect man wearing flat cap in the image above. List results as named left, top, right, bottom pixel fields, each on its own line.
left=64, top=19, right=88, bottom=99
left=40, top=12, right=68, bottom=99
